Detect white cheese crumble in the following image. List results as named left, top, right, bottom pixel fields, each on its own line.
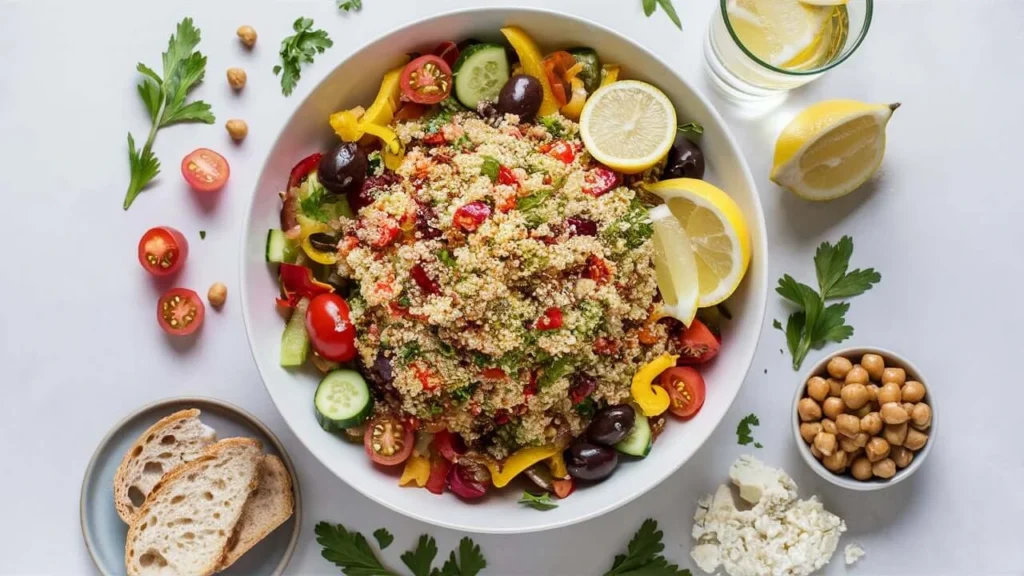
left=845, top=543, right=866, bottom=565
left=691, top=455, right=846, bottom=576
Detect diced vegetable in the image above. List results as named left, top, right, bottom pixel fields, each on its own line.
left=600, top=64, right=620, bottom=87
left=614, top=412, right=652, bottom=456
left=568, top=48, right=601, bottom=94
left=280, top=297, right=311, bottom=367
left=314, top=369, right=374, bottom=430
left=266, top=229, right=297, bottom=263
left=452, top=43, right=510, bottom=109
left=399, top=454, right=431, bottom=487
left=630, top=353, right=678, bottom=416
left=484, top=445, right=560, bottom=488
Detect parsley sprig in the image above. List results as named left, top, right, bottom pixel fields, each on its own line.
left=316, top=523, right=485, bottom=576
left=339, top=0, right=363, bottom=11
left=642, top=0, right=682, bottom=30
left=519, top=491, right=559, bottom=511
left=604, top=519, right=691, bottom=576
left=774, top=236, right=881, bottom=370
left=274, top=17, right=334, bottom=96
left=737, top=413, right=762, bottom=448
left=123, top=18, right=214, bottom=210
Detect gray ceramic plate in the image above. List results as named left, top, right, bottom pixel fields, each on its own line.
left=80, top=397, right=301, bottom=576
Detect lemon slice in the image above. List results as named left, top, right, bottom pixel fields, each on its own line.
left=771, top=100, right=899, bottom=201
left=579, top=80, right=677, bottom=174
left=649, top=204, right=700, bottom=326
left=645, top=179, right=752, bottom=307
left=799, top=0, right=848, bottom=5
left=727, top=0, right=833, bottom=69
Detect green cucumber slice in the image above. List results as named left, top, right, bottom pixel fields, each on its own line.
left=279, top=297, right=310, bottom=367
left=266, top=229, right=298, bottom=263
left=453, top=43, right=510, bottom=109
left=614, top=412, right=652, bottom=457
left=314, top=369, right=374, bottom=431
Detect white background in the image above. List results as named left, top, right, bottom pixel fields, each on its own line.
left=1, top=0, right=1022, bottom=574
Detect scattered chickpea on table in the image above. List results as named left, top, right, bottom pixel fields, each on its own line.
left=237, top=25, right=257, bottom=48
left=208, top=282, right=227, bottom=307
left=226, top=119, right=248, bottom=142
left=227, top=67, right=247, bottom=90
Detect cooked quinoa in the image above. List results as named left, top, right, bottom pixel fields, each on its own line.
left=332, top=108, right=680, bottom=458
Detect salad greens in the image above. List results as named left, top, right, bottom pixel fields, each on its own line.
left=274, top=17, right=334, bottom=96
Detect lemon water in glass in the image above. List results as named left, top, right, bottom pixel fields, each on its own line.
left=704, top=0, right=873, bottom=101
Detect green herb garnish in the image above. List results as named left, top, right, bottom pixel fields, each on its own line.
left=425, top=110, right=452, bottom=135
left=367, top=150, right=382, bottom=175
left=274, top=17, right=333, bottom=96
left=642, top=0, right=682, bottom=30
left=480, top=156, right=500, bottom=183
left=516, top=189, right=552, bottom=212
left=123, top=18, right=215, bottom=210
left=737, top=413, right=762, bottom=448
left=438, top=249, right=457, bottom=268
left=519, top=491, right=559, bottom=511
left=318, top=523, right=485, bottom=576
left=198, top=230, right=206, bottom=240
left=604, top=519, right=691, bottom=576
left=575, top=397, right=596, bottom=417
left=606, top=198, right=654, bottom=250
left=538, top=116, right=565, bottom=138
left=299, top=178, right=330, bottom=222
left=315, top=522, right=399, bottom=576
left=537, top=356, right=572, bottom=388
left=453, top=135, right=472, bottom=151
left=451, top=384, right=475, bottom=403
left=398, top=294, right=412, bottom=308
left=338, top=0, right=363, bottom=11
left=398, top=342, right=421, bottom=362
left=373, top=528, right=393, bottom=550
left=775, top=236, right=881, bottom=369
left=678, top=121, right=704, bottom=136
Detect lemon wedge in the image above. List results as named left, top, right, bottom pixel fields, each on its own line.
left=771, top=100, right=899, bottom=201
left=645, top=179, right=752, bottom=307
left=650, top=204, right=700, bottom=326
left=579, top=80, right=676, bottom=174
left=727, top=0, right=833, bottom=70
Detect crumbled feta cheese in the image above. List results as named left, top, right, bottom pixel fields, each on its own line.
left=691, top=455, right=846, bottom=576
left=845, top=543, right=866, bottom=565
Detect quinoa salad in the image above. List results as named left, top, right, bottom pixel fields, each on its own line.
left=265, top=27, right=747, bottom=502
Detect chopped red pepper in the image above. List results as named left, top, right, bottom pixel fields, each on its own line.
left=482, top=367, right=507, bottom=380
left=410, top=263, right=440, bottom=295
left=584, top=255, right=612, bottom=284
left=494, top=410, right=511, bottom=425
left=287, top=153, right=323, bottom=190
left=423, top=132, right=446, bottom=146
left=433, top=430, right=466, bottom=462
left=569, top=375, right=597, bottom=405
left=433, top=41, right=460, bottom=68
left=546, top=140, right=575, bottom=163
left=535, top=307, right=564, bottom=331
left=453, top=201, right=491, bottom=232
left=278, top=263, right=334, bottom=301
left=582, top=166, right=621, bottom=197
left=368, top=218, right=401, bottom=248
left=425, top=457, right=450, bottom=494
left=552, top=478, right=575, bottom=498
left=412, top=361, right=437, bottom=391
left=498, top=165, right=518, bottom=186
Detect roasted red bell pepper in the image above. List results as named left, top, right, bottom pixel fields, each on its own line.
left=426, top=457, right=450, bottom=494
left=287, top=153, right=323, bottom=190
left=278, top=263, right=334, bottom=307
left=433, top=429, right=467, bottom=462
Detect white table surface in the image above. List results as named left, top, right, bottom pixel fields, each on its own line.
left=2, top=0, right=1022, bottom=574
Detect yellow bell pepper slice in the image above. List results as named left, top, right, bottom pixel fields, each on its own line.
left=600, top=64, right=621, bottom=87
left=300, top=235, right=337, bottom=265
left=399, top=454, right=431, bottom=487
left=631, top=353, right=679, bottom=417
left=547, top=452, right=569, bottom=479
left=362, top=63, right=406, bottom=127
left=329, top=107, right=365, bottom=142
left=484, top=445, right=560, bottom=488
left=500, top=27, right=561, bottom=117
left=561, top=77, right=587, bottom=121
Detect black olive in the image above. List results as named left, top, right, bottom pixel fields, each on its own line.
left=587, top=405, right=636, bottom=446
left=307, top=232, right=339, bottom=253
left=565, top=442, right=618, bottom=481
left=372, top=352, right=393, bottom=385
left=496, top=74, right=543, bottom=122
left=318, top=142, right=367, bottom=196
left=662, top=135, right=706, bottom=180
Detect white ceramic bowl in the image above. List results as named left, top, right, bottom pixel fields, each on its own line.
left=240, top=7, right=767, bottom=533
left=792, top=347, right=937, bottom=491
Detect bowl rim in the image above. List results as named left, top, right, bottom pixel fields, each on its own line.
left=791, top=346, right=936, bottom=491
left=239, top=5, right=768, bottom=533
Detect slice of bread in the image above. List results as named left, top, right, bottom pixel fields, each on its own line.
left=218, top=455, right=295, bottom=570
left=124, top=438, right=263, bottom=576
left=114, top=408, right=217, bottom=523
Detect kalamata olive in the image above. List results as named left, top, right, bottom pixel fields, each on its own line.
left=565, top=442, right=618, bottom=481
left=373, top=352, right=393, bottom=385
left=662, top=135, right=705, bottom=180
left=318, top=142, right=367, bottom=196
left=307, top=232, right=339, bottom=253
left=587, top=405, right=636, bottom=446
left=565, top=217, right=597, bottom=237
left=523, top=464, right=555, bottom=492
left=447, top=459, right=490, bottom=500
left=497, top=74, right=543, bottom=122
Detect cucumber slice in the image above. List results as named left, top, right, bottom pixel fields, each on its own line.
left=568, top=48, right=601, bottom=94
left=280, top=297, right=310, bottom=367
left=266, top=229, right=298, bottom=263
left=314, top=370, right=374, bottom=431
left=614, top=412, right=652, bottom=457
left=453, top=43, right=510, bottom=109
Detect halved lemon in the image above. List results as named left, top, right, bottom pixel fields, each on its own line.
left=727, top=0, right=833, bottom=70
left=650, top=204, right=700, bottom=326
left=771, top=100, right=899, bottom=201
left=579, top=80, right=676, bottom=174
left=645, top=179, right=751, bottom=307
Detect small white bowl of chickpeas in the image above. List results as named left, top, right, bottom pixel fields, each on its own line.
left=792, top=347, right=936, bottom=490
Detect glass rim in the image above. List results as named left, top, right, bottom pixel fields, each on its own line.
left=719, top=0, right=873, bottom=76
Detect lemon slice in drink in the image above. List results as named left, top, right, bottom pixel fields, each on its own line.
left=650, top=204, right=700, bottom=326
left=727, top=0, right=833, bottom=70
left=579, top=80, right=677, bottom=174
left=771, top=100, right=899, bottom=201
left=646, top=179, right=752, bottom=307
left=799, top=0, right=848, bottom=5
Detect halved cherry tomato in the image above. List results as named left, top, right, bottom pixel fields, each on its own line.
left=497, top=165, right=518, bottom=186
left=425, top=457, right=450, bottom=494
left=181, top=148, right=230, bottom=192
left=433, top=429, right=467, bottom=462
left=138, top=226, right=188, bottom=276
left=536, top=307, right=564, bottom=330
left=660, top=366, right=706, bottom=419
left=453, top=201, right=491, bottom=232
left=678, top=319, right=721, bottom=364
left=364, top=415, right=415, bottom=466
left=433, top=41, right=460, bottom=68
left=582, top=166, right=621, bottom=197
left=399, top=55, right=453, bottom=105
left=552, top=478, right=575, bottom=499
left=584, top=255, right=612, bottom=284
left=546, top=140, right=575, bottom=163
left=157, top=288, right=205, bottom=336
left=305, top=293, right=357, bottom=363
left=410, top=263, right=440, bottom=295
left=542, top=51, right=576, bottom=106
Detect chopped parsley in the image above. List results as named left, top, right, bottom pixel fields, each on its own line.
left=539, top=116, right=566, bottom=138
left=516, top=189, right=552, bottom=212
left=453, top=135, right=472, bottom=151
left=338, top=0, right=362, bottom=11
left=398, top=342, right=421, bottom=363
left=372, top=528, right=393, bottom=550
left=429, top=403, right=444, bottom=417
left=519, top=491, right=559, bottom=511
left=273, top=17, right=333, bottom=96
left=367, top=150, right=382, bottom=175
left=605, top=197, right=654, bottom=250
left=737, top=413, right=762, bottom=448
left=677, top=121, right=704, bottom=136
left=451, top=384, right=476, bottom=403
left=397, top=294, right=412, bottom=308
left=425, top=109, right=452, bottom=134
left=471, top=353, right=490, bottom=368
left=480, top=156, right=500, bottom=183
left=438, top=248, right=457, bottom=268
left=575, top=397, right=596, bottom=417
left=198, top=230, right=206, bottom=240
left=537, top=356, right=573, bottom=388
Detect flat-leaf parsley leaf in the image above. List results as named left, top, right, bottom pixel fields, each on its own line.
left=400, top=535, right=438, bottom=576
left=315, top=522, right=398, bottom=576
left=339, top=0, right=363, bottom=11
left=274, top=17, right=334, bottom=96
left=519, top=491, right=559, bottom=511
left=373, top=528, right=393, bottom=550
left=604, top=519, right=691, bottom=576
left=737, top=413, right=762, bottom=448
left=438, top=538, right=487, bottom=576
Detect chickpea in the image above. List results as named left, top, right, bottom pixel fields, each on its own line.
left=880, top=402, right=910, bottom=425
left=865, top=384, right=879, bottom=404
left=207, top=282, right=227, bottom=307
left=845, top=365, right=870, bottom=386
left=872, top=458, right=897, bottom=479
left=878, top=382, right=902, bottom=405
left=884, top=422, right=909, bottom=446
left=911, top=403, right=932, bottom=430
left=227, top=67, right=247, bottom=90
left=891, top=446, right=914, bottom=469
left=798, top=397, right=822, bottom=422
left=226, top=119, right=248, bottom=141
left=882, top=367, right=906, bottom=386
left=902, top=380, right=926, bottom=403
left=827, top=356, right=853, bottom=379
left=237, top=25, right=258, bottom=48
left=821, top=418, right=837, bottom=435
left=806, top=376, right=830, bottom=402
left=860, top=412, right=883, bottom=435
left=836, top=414, right=861, bottom=438
left=827, top=378, right=843, bottom=398
left=841, top=383, right=870, bottom=411
left=865, top=436, right=890, bottom=462
left=823, top=449, right=848, bottom=473
left=800, top=422, right=823, bottom=444
left=814, top=432, right=837, bottom=456
left=861, top=353, right=885, bottom=380
left=854, top=432, right=870, bottom=448
left=810, top=443, right=824, bottom=460
left=904, top=428, right=929, bottom=451
left=854, top=404, right=873, bottom=418
left=851, top=457, right=873, bottom=480
left=822, top=397, right=846, bottom=420
left=838, top=435, right=860, bottom=453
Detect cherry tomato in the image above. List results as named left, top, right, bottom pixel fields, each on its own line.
left=181, top=148, right=230, bottom=192
left=542, top=51, right=576, bottom=106
left=138, top=226, right=188, bottom=276
left=364, top=415, right=415, bottom=466
left=433, top=41, right=460, bottom=68
left=453, top=201, right=491, bottom=232
left=584, top=255, right=612, bottom=284
left=546, top=140, right=575, bottom=163
left=660, top=366, right=706, bottom=419
left=410, top=264, right=440, bottom=295
left=582, top=166, right=621, bottom=197
left=425, top=457, right=450, bottom=494
left=497, top=165, right=518, bottom=186
left=536, top=307, right=564, bottom=330
left=552, top=477, right=575, bottom=499
left=433, top=430, right=466, bottom=462
left=288, top=152, right=323, bottom=189
left=399, top=55, right=453, bottom=105
left=305, top=293, right=357, bottom=363
left=157, top=288, right=205, bottom=336
left=678, top=319, right=721, bottom=364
